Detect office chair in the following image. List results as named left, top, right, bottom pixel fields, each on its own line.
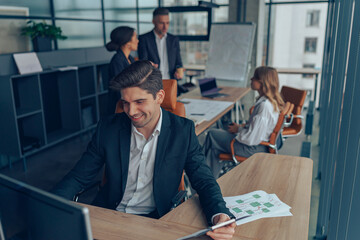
left=75, top=80, right=187, bottom=208
left=280, top=86, right=307, bottom=137
left=218, top=102, right=294, bottom=167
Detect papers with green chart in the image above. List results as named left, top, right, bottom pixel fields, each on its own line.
left=224, top=190, right=292, bottom=225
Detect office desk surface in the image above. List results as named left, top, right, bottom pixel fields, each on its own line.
left=180, top=86, right=251, bottom=135
left=161, top=153, right=313, bottom=240
left=180, top=86, right=250, bottom=102
left=81, top=203, right=254, bottom=240
left=81, top=204, right=205, bottom=239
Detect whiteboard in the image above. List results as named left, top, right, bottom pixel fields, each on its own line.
left=205, top=23, right=256, bottom=83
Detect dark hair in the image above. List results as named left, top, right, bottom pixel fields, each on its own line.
left=153, top=7, right=169, bottom=18
left=110, top=60, right=163, bottom=99
left=105, top=26, right=134, bottom=52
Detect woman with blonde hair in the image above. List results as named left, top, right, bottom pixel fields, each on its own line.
left=204, top=66, right=284, bottom=178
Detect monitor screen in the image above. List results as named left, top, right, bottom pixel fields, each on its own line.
left=0, top=174, right=92, bottom=240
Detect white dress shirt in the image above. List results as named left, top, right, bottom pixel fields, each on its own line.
left=154, top=30, right=170, bottom=79
left=236, top=96, right=279, bottom=146
left=116, top=111, right=162, bottom=214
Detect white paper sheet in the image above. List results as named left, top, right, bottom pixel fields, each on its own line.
left=13, top=52, right=43, bottom=74
left=180, top=98, right=233, bottom=122
left=223, top=190, right=292, bottom=225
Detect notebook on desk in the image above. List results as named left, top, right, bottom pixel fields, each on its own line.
left=198, top=77, right=228, bottom=98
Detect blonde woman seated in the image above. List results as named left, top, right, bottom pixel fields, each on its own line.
left=204, top=66, right=284, bottom=178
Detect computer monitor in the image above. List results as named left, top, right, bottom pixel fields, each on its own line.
left=0, top=174, right=93, bottom=240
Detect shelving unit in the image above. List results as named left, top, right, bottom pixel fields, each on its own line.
left=0, top=61, right=110, bottom=169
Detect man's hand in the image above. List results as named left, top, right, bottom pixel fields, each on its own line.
left=227, top=123, right=240, bottom=134
left=149, top=61, right=159, bottom=68
left=206, top=214, right=236, bottom=240
left=174, top=68, right=184, bottom=79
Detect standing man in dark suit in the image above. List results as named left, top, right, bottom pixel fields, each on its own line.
left=138, top=8, right=185, bottom=84
left=52, top=60, right=235, bottom=240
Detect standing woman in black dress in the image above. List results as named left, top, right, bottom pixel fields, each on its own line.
left=106, top=26, right=139, bottom=114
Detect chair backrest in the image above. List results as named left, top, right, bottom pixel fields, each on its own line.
left=162, top=80, right=186, bottom=117
left=281, top=86, right=307, bottom=127
left=267, top=102, right=294, bottom=153
left=115, top=79, right=186, bottom=118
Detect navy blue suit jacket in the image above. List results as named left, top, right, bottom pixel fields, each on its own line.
left=107, top=50, right=135, bottom=114
left=52, top=109, right=232, bottom=224
left=138, top=31, right=183, bottom=79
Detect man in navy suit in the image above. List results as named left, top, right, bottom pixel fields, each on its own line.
left=138, top=8, right=184, bottom=81
left=52, top=60, right=236, bottom=240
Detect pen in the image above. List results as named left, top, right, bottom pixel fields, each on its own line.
left=190, top=113, right=205, bottom=116
left=211, top=215, right=251, bottom=230
left=176, top=215, right=251, bottom=240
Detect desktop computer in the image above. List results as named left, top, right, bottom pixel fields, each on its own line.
left=0, top=174, right=93, bottom=240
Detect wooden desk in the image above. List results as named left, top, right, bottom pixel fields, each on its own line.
left=161, top=153, right=313, bottom=240
left=180, top=86, right=251, bottom=135
left=82, top=203, right=253, bottom=240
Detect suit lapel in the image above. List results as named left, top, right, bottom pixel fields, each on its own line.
left=150, top=33, right=160, bottom=63
left=118, top=117, right=131, bottom=194
left=154, top=109, right=171, bottom=180
left=166, top=35, right=172, bottom=64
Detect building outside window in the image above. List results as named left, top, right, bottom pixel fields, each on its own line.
left=302, top=63, right=315, bottom=78
left=305, top=37, right=317, bottom=53
left=306, top=10, right=320, bottom=27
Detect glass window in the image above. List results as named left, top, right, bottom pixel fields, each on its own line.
left=306, top=10, right=320, bottom=27
left=103, top=0, right=137, bottom=21
left=105, top=9, right=137, bottom=21
left=139, top=23, right=154, bottom=35
left=54, top=0, right=102, bottom=19
left=213, top=0, right=229, bottom=4
left=265, top=3, right=327, bottom=92
left=302, top=63, right=315, bottom=78
left=0, top=1, right=51, bottom=16
left=105, top=22, right=138, bottom=44
left=139, top=9, right=154, bottom=22
left=304, top=37, right=317, bottom=53
left=56, top=21, right=103, bottom=49
left=138, top=0, right=158, bottom=8
left=169, top=12, right=208, bottom=36
left=180, top=41, right=209, bottom=65
left=265, top=0, right=324, bottom=2
left=213, top=6, right=229, bottom=22
left=162, top=0, right=198, bottom=7
left=104, top=0, right=136, bottom=8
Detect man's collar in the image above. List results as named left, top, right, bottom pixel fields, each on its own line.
left=131, top=108, right=163, bottom=138
left=153, top=29, right=167, bottom=40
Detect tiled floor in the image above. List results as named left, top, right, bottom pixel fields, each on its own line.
left=0, top=110, right=320, bottom=239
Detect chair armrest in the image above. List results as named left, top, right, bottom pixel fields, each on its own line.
left=73, top=180, right=101, bottom=202
left=170, top=190, right=187, bottom=210
left=284, top=113, right=294, bottom=128
left=230, top=139, right=239, bottom=164
left=293, top=114, right=304, bottom=119
left=259, top=141, right=276, bottom=150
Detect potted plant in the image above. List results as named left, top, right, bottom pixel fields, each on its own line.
left=21, top=20, right=67, bottom=52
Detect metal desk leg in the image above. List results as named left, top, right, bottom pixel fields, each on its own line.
left=235, top=100, right=245, bottom=124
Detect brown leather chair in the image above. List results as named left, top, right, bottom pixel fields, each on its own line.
left=218, top=102, right=294, bottom=164
left=280, top=86, right=307, bottom=137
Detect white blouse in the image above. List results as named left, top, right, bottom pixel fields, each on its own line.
left=235, top=96, right=279, bottom=146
